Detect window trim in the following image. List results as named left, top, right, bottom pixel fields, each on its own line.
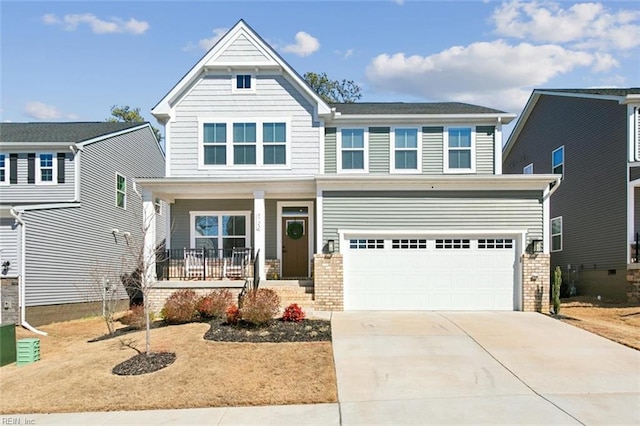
left=233, top=122, right=257, bottom=165
left=523, top=163, right=533, bottom=174
left=198, top=118, right=291, bottom=169
left=552, top=145, right=564, bottom=178
left=390, top=127, right=422, bottom=174
left=231, top=74, right=256, bottom=93
left=0, top=153, right=8, bottom=185
left=337, top=127, right=369, bottom=173
left=36, top=152, right=57, bottom=185
left=202, top=122, right=227, bottom=166
left=115, top=172, right=126, bottom=209
left=551, top=216, right=562, bottom=252
left=189, top=211, right=252, bottom=253
left=262, top=122, right=287, bottom=166
left=443, top=126, right=476, bottom=174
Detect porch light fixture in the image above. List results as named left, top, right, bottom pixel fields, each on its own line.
left=531, top=239, right=543, bottom=254
left=327, top=240, right=335, bottom=254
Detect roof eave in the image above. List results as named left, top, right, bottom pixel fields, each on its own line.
left=327, top=113, right=516, bottom=125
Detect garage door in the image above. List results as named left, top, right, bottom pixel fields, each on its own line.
left=344, top=237, right=517, bottom=310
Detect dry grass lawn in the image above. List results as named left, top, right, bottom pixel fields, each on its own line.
left=0, top=317, right=337, bottom=414
left=559, top=296, right=640, bottom=350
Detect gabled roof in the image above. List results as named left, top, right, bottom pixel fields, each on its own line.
left=503, top=87, right=640, bottom=160
left=152, top=19, right=331, bottom=120
left=0, top=122, right=144, bottom=144
left=331, top=102, right=507, bottom=115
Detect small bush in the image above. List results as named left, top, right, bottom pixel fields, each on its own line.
left=239, top=288, right=280, bottom=325
left=161, top=289, right=198, bottom=324
left=282, top=303, right=305, bottom=322
left=197, top=289, right=234, bottom=319
left=226, top=304, right=240, bottom=325
left=119, top=304, right=150, bottom=330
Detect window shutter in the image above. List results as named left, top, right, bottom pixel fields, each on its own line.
left=27, top=153, right=35, bottom=184
left=9, top=154, right=18, bottom=184
left=57, top=153, right=65, bottom=183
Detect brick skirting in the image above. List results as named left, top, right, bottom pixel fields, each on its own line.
left=522, top=254, right=550, bottom=313
left=313, top=254, right=343, bottom=311
left=626, top=264, right=640, bottom=303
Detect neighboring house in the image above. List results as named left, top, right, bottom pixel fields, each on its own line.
left=503, top=88, right=640, bottom=300
left=138, top=20, right=559, bottom=312
left=0, top=122, right=165, bottom=327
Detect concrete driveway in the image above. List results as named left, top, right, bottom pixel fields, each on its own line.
left=331, top=311, right=640, bottom=425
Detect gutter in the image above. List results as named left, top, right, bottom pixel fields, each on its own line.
left=543, top=176, right=563, bottom=201
left=9, top=208, right=47, bottom=336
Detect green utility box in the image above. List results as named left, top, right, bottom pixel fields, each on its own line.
left=17, top=338, right=40, bottom=366
left=0, top=323, right=17, bottom=366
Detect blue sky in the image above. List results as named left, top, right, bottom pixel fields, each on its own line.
left=2, top=0, right=639, bottom=139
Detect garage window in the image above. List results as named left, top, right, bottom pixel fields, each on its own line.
left=435, top=239, right=470, bottom=249
left=478, top=239, right=513, bottom=249
left=349, top=239, right=384, bottom=249
left=392, top=239, right=427, bottom=249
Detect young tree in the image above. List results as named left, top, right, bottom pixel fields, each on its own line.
left=107, top=105, right=162, bottom=143
left=303, top=72, right=362, bottom=103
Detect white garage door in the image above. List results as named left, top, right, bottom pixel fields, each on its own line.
left=344, top=237, right=517, bottom=310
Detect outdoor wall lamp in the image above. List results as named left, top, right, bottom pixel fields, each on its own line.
left=532, top=239, right=544, bottom=253
left=327, top=240, right=335, bottom=254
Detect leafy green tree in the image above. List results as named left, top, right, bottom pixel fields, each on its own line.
left=107, top=105, right=162, bottom=142
left=303, top=72, right=362, bottom=103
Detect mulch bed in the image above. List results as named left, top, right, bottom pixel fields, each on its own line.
left=112, top=352, right=176, bottom=376
left=204, top=319, right=332, bottom=343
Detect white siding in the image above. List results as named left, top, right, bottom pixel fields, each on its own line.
left=214, top=34, right=271, bottom=63
left=0, top=218, right=19, bottom=278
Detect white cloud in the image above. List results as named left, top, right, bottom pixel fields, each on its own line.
left=182, top=28, right=228, bottom=52
left=42, top=13, right=149, bottom=35
left=392, top=0, right=405, bottom=5
left=492, top=1, right=640, bottom=50
left=24, top=102, right=77, bottom=120
left=366, top=40, right=610, bottom=112
left=281, top=31, right=320, bottom=57
left=334, top=48, right=354, bottom=59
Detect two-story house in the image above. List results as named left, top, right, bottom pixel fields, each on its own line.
left=0, top=122, right=165, bottom=327
left=503, top=88, right=640, bottom=301
left=138, top=20, right=559, bottom=312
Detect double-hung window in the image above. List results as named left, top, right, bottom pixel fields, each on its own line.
left=340, top=128, right=366, bottom=171
left=37, top=153, right=56, bottom=184
left=116, top=173, right=126, bottom=209
left=0, top=154, right=6, bottom=184
left=551, top=216, right=562, bottom=252
left=392, top=128, right=420, bottom=172
left=263, top=122, right=286, bottom=165
left=203, top=123, right=227, bottom=165
left=445, top=127, right=474, bottom=172
left=191, top=212, right=250, bottom=257
left=233, top=123, right=257, bottom=165
left=552, top=146, right=564, bottom=177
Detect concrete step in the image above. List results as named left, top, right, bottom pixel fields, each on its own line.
left=263, top=284, right=315, bottom=310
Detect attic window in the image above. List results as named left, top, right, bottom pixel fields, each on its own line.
left=236, top=74, right=251, bottom=89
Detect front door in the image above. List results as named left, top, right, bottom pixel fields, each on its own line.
left=282, top=217, right=309, bottom=278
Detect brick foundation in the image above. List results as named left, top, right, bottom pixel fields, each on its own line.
left=265, top=259, right=280, bottom=280
left=148, top=286, right=242, bottom=315
left=522, top=254, right=550, bottom=313
left=313, top=254, right=343, bottom=311
left=25, top=300, right=129, bottom=326
left=626, top=264, right=640, bottom=303
left=0, top=278, right=19, bottom=324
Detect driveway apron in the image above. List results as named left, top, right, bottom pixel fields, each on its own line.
left=331, top=311, right=640, bottom=425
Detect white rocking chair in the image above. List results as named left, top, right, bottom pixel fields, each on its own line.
left=223, top=248, right=251, bottom=279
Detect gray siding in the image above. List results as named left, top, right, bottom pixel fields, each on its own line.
left=22, top=127, right=165, bottom=307
left=322, top=191, right=543, bottom=251
left=324, top=128, right=336, bottom=173
left=0, top=152, right=75, bottom=203
left=215, top=34, right=270, bottom=63
left=630, top=166, right=640, bottom=181
left=504, top=95, right=629, bottom=273
left=369, top=127, right=389, bottom=174
left=0, top=218, right=19, bottom=278
left=170, top=74, right=320, bottom=177
left=265, top=199, right=277, bottom=259
left=476, top=126, right=495, bottom=174
left=423, top=127, right=443, bottom=174
left=635, top=187, right=640, bottom=237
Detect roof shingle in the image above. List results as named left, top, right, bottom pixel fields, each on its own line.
left=329, top=102, right=507, bottom=115
left=0, top=122, right=145, bottom=143
left=537, top=88, right=640, bottom=97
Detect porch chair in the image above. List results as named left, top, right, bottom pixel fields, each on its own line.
left=184, top=249, right=205, bottom=279
left=223, top=248, right=251, bottom=279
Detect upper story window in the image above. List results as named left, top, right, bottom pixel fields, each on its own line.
left=203, top=123, right=227, bottom=165
left=116, top=173, right=126, bottom=209
left=552, top=146, right=564, bottom=177
left=232, top=74, right=255, bottom=93
left=444, top=127, right=475, bottom=173
left=0, top=154, right=7, bottom=184
left=391, top=128, right=421, bottom=173
left=551, top=216, right=562, bottom=252
left=36, top=153, right=56, bottom=184
left=339, top=128, right=367, bottom=172
left=233, top=123, right=257, bottom=165
left=523, top=163, right=533, bottom=174
left=263, top=122, right=286, bottom=165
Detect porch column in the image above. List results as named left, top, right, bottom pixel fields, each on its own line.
left=142, top=190, right=157, bottom=283
left=253, top=191, right=266, bottom=281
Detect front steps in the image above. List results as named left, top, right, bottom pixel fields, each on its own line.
left=262, top=280, right=314, bottom=312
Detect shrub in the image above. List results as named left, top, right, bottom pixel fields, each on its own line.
left=119, top=304, right=150, bottom=330
left=239, top=288, right=280, bottom=325
left=161, top=289, right=198, bottom=324
left=226, top=304, right=240, bottom=325
left=282, top=303, right=305, bottom=322
left=197, top=289, right=234, bottom=319
left=552, top=266, right=562, bottom=315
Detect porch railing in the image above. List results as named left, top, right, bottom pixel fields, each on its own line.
left=157, top=248, right=254, bottom=281
left=632, top=232, right=640, bottom=263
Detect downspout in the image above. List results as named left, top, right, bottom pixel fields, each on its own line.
left=9, top=208, right=47, bottom=336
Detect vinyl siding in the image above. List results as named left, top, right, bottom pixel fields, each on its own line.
left=324, top=128, right=337, bottom=173
left=170, top=74, right=320, bottom=177
left=0, top=218, right=19, bottom=277
left=22, top=127, right=165, bottom=307
left=0, top=152, right=75, bottom=203
left=635, top=187, right=640, bottom=237
left=476, top=126, right=495, bottom=174
left=423, top=127, right=443, bottom=174
left=265, top=199, right=277, bottom=259
left=214, top=34, right=271, bottom=63
left=504, top=95, right=628, bottom=272
left=369, top=127, right=389, bottom=174
left=322, top=191, right=542, bottom=252
left=630, top=166, right=640, bottom=181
